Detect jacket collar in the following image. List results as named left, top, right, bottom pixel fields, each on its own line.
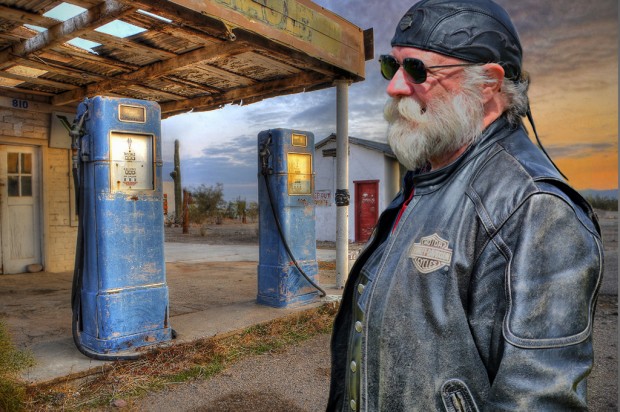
left=406, top=116, right=519, bottom=194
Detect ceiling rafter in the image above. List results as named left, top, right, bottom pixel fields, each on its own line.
left=0, top=0, right=136, bottom=66
left=161, top=75, right=220, bottom=95
left=11, top=55, right=106, bottom=82
left=44, top=46, right=140, bottom=73
left=0, top=5, right=60, bottom=29
left=115, top=0, right=232, bottom=41
left=123, top=13, right=218, bottom=47
left=119, top=83, right=187, bottom=101
left=160, top=71, right=327, bottom=115
left=52, top=41, right=251, bottom=105
left=79, top=30, right=178, bottom=61
left=0, top=70, right=79, bottom=90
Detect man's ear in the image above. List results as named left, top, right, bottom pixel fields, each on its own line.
left=481, top=63, right=505, bottom=102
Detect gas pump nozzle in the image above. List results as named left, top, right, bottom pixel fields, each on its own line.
left=69, top=109, right=87, bottom=215
left=259, top=135, right=273, bottom=176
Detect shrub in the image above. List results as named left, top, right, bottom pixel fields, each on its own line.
left=585, top=195, right=618, bottom=211
left=0, top=320, right=35, bottom=412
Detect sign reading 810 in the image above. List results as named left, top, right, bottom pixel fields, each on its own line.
left=12, top=99, right=29, bottom=109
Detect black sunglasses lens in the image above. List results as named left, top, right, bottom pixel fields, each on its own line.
left=379, top=56, right=427, bottom=83
left=379, top=55, right=400, bottom=80
left=403, top=58, right=426, bottom=84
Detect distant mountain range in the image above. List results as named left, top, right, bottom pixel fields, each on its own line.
left=579, top=189, right=618, bottom=200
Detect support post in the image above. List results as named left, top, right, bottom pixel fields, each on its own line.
left=335, top=80, right=350, bottom=289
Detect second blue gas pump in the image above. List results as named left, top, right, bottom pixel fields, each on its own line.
left=71, top=96, right=172, bottom=359
left=257, top=129, right=326, bottom=308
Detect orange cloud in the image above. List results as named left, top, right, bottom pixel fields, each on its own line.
left=525, top=59, right=618, bottom=191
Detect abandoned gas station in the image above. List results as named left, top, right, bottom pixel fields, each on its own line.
left=0, top=0, right=372, bottom=276
left=0, top=0, right=373, bottom=382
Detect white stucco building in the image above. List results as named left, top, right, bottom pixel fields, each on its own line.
left=314, top=134, right=403, bottom=243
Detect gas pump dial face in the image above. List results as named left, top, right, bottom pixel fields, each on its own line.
left=110, top=132, right=154, bottom=192
left=287, top=153, right=312, bottom=195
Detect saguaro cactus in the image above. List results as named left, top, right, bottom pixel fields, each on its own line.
left=169, top=139, right=182, bottom=224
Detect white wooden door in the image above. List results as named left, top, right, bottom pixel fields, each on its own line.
left=0, top=146, right=41, bottom=274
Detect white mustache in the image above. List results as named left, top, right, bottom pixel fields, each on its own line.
left=384, top=97, right=427, bottom=125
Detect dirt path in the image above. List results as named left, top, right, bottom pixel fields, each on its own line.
left=121, top=293, right=617, bottom=411
left=130, top=333, right=331, bottom=412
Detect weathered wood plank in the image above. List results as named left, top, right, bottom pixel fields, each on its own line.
left=116, top=0, right=231, bottom=40
left=0, top=1, right=135, bottom=65
left=11, top=55, right=105, bottom=82
left=51, top=41, right=251, bottom=105
left=0, top=70, right=79, bottom=90
left=80, top=30, right=177, bottom=60
left=170, top=0, right=366, bottom=78
left=0, top=5, right=60, bottom=28
left=160, top=71, right=326, bottom=114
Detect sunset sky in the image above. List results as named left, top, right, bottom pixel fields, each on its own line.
left=161, top=0, right=618, bottom=200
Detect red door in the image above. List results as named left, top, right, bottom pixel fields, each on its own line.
left=355, top=180, right=379, bottom=243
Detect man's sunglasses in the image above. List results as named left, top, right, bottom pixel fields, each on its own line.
left=379, top=54, right=482, bottom=83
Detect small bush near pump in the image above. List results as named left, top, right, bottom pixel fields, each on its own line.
left=0, top=320, right=35, bottom=412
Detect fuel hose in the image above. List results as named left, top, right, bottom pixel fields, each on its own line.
left=259, top=137, right=326, bottom=298
left=70, top=111, right=142, bottom=361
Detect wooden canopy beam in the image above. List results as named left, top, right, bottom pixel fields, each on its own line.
left=0, top=1, right=135, bottom=66
left=80, top=30, right=178, bottom=61
left=0, top=71, right=80, bottom=90
left=160, top=71, right=326, bottom=115
left=0, top=5, right=60, bottom=29
left=116, top=0, right=231, bottom=41
left=52, top=41, right=251, bottom=105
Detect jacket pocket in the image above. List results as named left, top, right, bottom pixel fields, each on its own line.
left=441, top=379, right=479, bottom=412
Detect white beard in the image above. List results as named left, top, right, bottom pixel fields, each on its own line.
left=384, top=86, right=486, bottom=171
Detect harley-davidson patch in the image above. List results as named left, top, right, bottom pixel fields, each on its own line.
left=410, top=233, right=453, bottom=273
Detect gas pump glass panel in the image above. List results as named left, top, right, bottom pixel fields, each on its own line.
left=287, top=153, right=312, bottom=195
left=291, top=133, right=307, bottom=147
left=110, top=132, right=154, bottom=192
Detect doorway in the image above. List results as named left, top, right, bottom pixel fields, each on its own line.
left=354, top=180, right=379, bottom=243
left=0, top=145, right=41, bottom=274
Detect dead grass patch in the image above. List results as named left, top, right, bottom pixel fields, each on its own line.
left=25, top=303, right=338, bottom=410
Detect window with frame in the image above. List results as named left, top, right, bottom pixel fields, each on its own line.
left=7, top=152, right=33, bottom=197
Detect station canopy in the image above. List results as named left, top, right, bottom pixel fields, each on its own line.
left=0, top=0, right=372, bottom=118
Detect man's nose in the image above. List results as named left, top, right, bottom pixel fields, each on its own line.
left=386, top=68, right=414, bottom=98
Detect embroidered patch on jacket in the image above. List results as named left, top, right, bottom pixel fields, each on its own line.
left=410, top=233, right=453, bottom=273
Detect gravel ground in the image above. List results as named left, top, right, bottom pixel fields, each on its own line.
left=130, top=334, right=332, bottom=412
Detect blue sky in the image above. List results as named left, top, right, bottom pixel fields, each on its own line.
left=160, top=0, right=618, bottom=201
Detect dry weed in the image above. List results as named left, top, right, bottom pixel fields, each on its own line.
left=25, top=303, right=338, bottom=410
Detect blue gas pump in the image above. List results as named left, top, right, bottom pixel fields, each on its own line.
left=71, top=96, right=172, bottom=359
left=257, top=129, right=326, bottom=308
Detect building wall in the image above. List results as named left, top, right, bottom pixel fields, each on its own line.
left=44, top=147, right=77, bottom=272
left=1, top=106, right=76, bottom=273
left=314, top=140, right=401, bottom=242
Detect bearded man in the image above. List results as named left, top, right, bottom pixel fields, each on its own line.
left=327, top=0, right=603, bottom=411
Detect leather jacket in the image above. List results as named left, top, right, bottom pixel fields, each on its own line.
left=327, top=117, right=603, bottom=411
